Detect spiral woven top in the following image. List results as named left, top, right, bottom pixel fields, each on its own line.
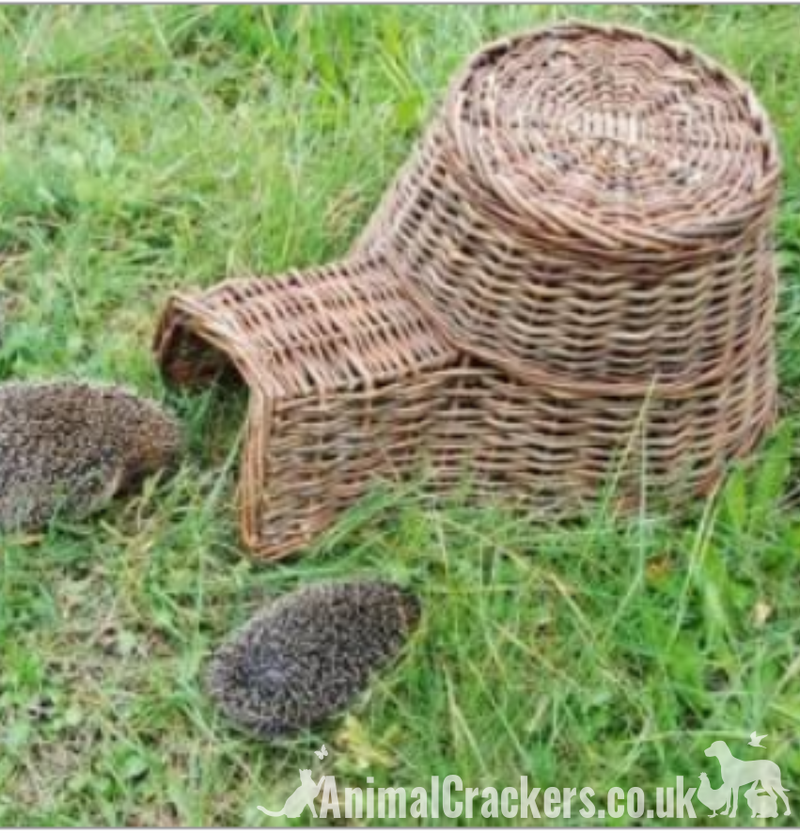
left=446, top=22, right=780, bottom=254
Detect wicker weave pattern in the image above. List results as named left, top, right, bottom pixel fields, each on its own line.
left=431, top=328, right=776, bottom=506
left=355, top=23, right=781, bottom=392
left=156, top=259, right=458, bottom=558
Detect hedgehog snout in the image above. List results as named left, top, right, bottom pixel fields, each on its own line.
left=123, top=416, right=183, bottom=484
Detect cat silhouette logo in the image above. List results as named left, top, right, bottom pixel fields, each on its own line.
left=696, top=735, right=790, bottom=818
left=258, top=769, right=327, bottom=819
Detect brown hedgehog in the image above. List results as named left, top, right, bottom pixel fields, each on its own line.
left=0, top=381, right=182, bottom=532
left=205, top=581, right=421, bottom=739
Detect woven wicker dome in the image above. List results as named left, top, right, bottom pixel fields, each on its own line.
left=448, top=23, right=779, bottom=252
left=356, top=22, right=781, bottom=388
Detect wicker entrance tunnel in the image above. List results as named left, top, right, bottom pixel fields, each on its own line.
left=156, top=23, right=781, bottom=560
left=156, top=259, right=457, bottom=558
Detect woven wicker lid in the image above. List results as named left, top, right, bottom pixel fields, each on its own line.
left=446, top=22, right=780, bottom=254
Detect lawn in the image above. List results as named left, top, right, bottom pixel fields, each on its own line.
left=1, top=4, right=800, bottom=827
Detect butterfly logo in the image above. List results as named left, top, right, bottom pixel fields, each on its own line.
left=314, top=744, right=328, bottom=760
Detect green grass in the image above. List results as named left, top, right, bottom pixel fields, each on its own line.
left=2, top=4, right=800, bottom=827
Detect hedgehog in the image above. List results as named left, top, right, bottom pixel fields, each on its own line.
left=0, top=381, right=182, bottom=532
left=205, top=581, right=421, bottom=739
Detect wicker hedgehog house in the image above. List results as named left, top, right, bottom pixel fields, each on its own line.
left=156, top=23, right=781, bottom=560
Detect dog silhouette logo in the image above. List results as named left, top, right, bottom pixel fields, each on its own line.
left=696, top=736, right=790, bottom=818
